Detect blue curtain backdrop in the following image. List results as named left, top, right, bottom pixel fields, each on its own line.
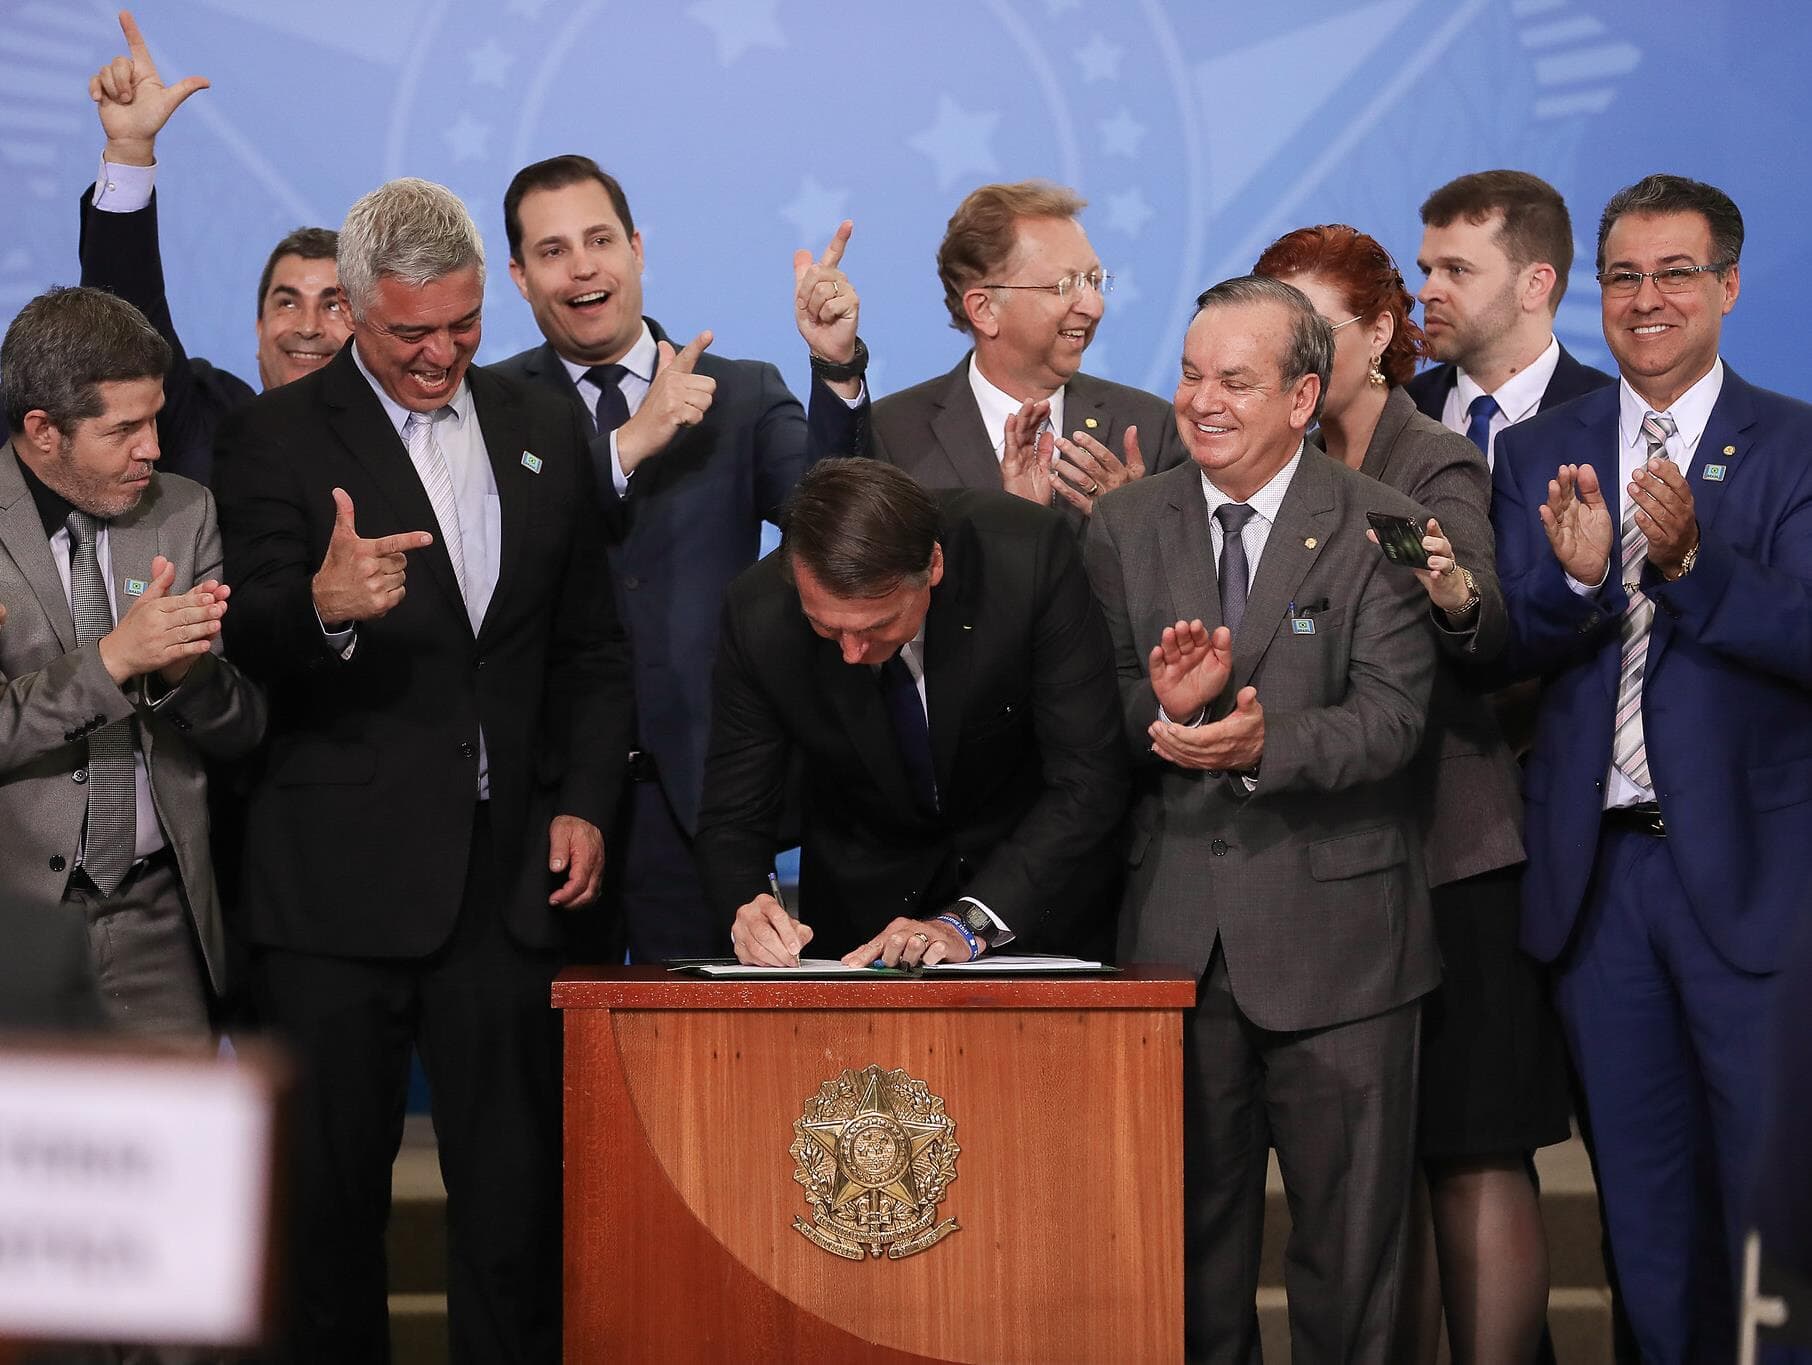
left=3, top=0, right=1808, bottom=404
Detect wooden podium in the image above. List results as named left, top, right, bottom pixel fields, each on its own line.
left=553, top=966, right=1195, bottom=1364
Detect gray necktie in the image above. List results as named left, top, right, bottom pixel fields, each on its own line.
left=1611, top=411, right=1679, bottom=789
left=1215, top=502, right=1258, bottom=635
left=65, top=510, right=136, bottom=896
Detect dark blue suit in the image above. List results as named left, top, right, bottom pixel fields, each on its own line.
left=1492, top=367, right=1812, bottom=1363
left=489, top=318, right=867, bottom=959
left=1405, top=341, right=1613, bottom=424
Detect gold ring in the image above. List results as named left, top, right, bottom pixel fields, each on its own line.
left=1085, top=479, right=1100, bottom=495
left=911, top=931, right=930, bottom=945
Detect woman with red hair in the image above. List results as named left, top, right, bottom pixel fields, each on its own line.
left=1256, top=225, right=1569, bottom=1365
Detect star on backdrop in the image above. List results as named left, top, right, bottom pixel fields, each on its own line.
left=688, top=0, right=787, bottom=66
left=908, top=94, right=1001, bottom=190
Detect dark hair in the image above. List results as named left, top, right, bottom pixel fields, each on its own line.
left=936, top=180, right=1087, bottom=333
left=780, top=459, right=939, bottom=597
left=503, top=155, right=636, bottom=262
left=256, top=226, right=339, bottom=317
left=2, top=286, right=171, bottom=431
left=1253, top=224, right=1428, bottom=387
left=1419, top=170, right=1575, bottom=310
left=1191, top=275, right=1334, bottom=422
left=1596, top=173, right=1743, bottom=274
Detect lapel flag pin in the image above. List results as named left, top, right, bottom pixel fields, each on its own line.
left=1304, top=537, right=1318, bottom=549
left=125, top=578, right=148, bottom=597
left=1084, top=417, right=1099, bottom=430
left=1703, top=464, right=1727, bottom=482
left=520, top=451, right=543, bottom=474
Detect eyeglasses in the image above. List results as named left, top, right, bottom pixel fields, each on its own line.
left=1326, top=313, right=1364, bottom=332
left=1595, top=262, right=1733, bottom=297
left=984, top=269, right=1115, bottom=301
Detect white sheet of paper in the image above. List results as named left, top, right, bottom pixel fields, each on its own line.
left=683, top=954, right=1106, bottom=977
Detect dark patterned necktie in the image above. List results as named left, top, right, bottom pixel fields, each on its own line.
left=879, top=652, right=938, bottom=815
left=584, top=364, right=631, bottom=435
left=65, top=510, right=136, bottom=896
left=1214, top=502, right=1257, bottom=636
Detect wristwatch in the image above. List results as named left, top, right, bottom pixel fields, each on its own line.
left=947, top=901, right=998, bottom=952
left=808, top=335, right=868, bottom=383
left=1668, top=542, right=1700, bottom=580
left=1445, top=565, right=1482, bottom=622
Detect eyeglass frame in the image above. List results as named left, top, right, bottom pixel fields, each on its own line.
left=981, top=269, right=1115, bottom=301
left=1595, top=261, right=1734, bottom=297
left=1326, top=313, right=1364, bottom=332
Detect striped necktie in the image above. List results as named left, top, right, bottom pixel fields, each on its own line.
left=1609, top=411, right=1678, bottom=790
left=65, top=510, right=136, bottom=896
left=402, top=408, right=472, bottom=623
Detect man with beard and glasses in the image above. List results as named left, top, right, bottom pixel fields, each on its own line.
left=872, top=180, right=1187, bottom=531
left=76, top=11, right=349, bottom=484
left=0, top=286, right=266, bottom=1037
left=1410, top=170, right=1612, bottom=466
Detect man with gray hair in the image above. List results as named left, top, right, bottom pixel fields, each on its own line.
left=1084, top=275, right=1440, bottom=1359
left=1, top=284, right=265, bottom=1035
left=214, top=178, right=633, bottom=1361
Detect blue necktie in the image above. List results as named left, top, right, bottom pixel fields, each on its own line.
left=1214, top=502, right=1257, bottom=636
left=583, top=364, right=630, bottom=435
left=1465, top=393, right=1500, bottom=458
left=879, top=652, right=938, bottom=815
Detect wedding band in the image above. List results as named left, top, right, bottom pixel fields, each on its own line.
left=830, top=282, right=841, bottom=297
left=1085, top=479, right=1100, bottom=495
left=911, top=931, right=930, bottom=945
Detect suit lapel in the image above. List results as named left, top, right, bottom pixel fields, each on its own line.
left=1062, top=372, right=1120, bottom=453
left=930, top=358, right=1005, bottom=490
left=468, top=368, right=533, bottom=641
left=105, top=496, right=160, bottom=623
left=1232, top=452, right=1333, bottom=695
left=816, top=641, right=918, bottom=816
left=0, top=451, right=75, bottom=651
left=323, top=348, right=468, bottom=628
left=1157, top=468, right=1222, bottom=635
left=1357, top=387, right=1416, bottom=485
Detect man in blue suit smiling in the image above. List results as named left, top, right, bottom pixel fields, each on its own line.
left=1492, top=174, right=1812, bottom=1364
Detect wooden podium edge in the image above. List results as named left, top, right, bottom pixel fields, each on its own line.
left=564, top=1009, right=941, bottom=1364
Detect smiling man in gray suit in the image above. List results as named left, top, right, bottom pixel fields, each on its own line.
left=1, top=286, right=265, bottom=1035
left=873, top=180, right=1186, bottom=527
left=1085, top=275, right=1439, bottom=1362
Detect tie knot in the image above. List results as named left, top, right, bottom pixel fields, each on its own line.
left=584, top=364, right=629, bottom=391
left=64, top=509, right=102, bottom=548
left=1215, top=502, right=1257, bottom=535
left=404, top=407, right=449, bottom=435
left=1467, top=393, right=1500, bottom=422
left=1640, top=411, right=1678, bottom=453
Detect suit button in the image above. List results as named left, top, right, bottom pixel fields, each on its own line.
left=476, top=657, right=486, bottom=669
left=49, top=856, right=66, bottom=872
left=459, top=742, right=475, bottom=758
left=624, top=575, right=640, bottom=590
left=72, top=768, right=89, bottom=784
left=1211, top=839, right=1228, bottom=856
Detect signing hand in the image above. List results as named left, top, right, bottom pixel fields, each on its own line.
left=999, top=397, right=1054, bottom=505
left=547, top=814, right=604, bottom=908
left=1538, top=462, right=1615, bottom=587
left=311, top=488, right=433, bottom=626
left=1149, top=686, right=1265, bottom=773
left=90, top=11, right=211, bottom=168
left=1052, top=423, right=1146, bottom=517
left=98, top=554, right=225, bottom=686
left=841, top=915, right=973, bottom=969
left=616, top=331, right=715, bottom=473
left=1629, top=457, right=1699, bottom=578
left=731, top=893, right=815, bottom=967
left=793, top=220, right=861, bottom=396
left=1148, top=620, right=1232, bottom=724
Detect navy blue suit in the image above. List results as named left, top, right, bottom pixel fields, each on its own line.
left=1492, top=367, right=1812, bottom=1363
left=489, top=319, right=867, bottom=959
left=1405, top=341, right=1613, bottom=424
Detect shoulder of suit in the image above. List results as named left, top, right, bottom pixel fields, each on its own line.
left=1319, top=448, right=1425, bottom=518
left=1068, top=369, right=1172, bottom=417
left=1404, top=364, right=1453, bottom=401
left=872, top=364, right=966, bottom=420
left=487, top=344, right=547, bottom=381
left=143, top=469, right=211, bottom=517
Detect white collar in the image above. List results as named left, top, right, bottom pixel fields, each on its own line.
left=352, top=342, right=472, bottom=438
left=559, top=320, right=658, bottom=388
left=1200, top=442, right=1304, bottom=526
left=1618, top=358, right=1724, bottom=451
left=1453, top=334, right=1561, bottom=425
left=966, top=353, right=1066, bottom=456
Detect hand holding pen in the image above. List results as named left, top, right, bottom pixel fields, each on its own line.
left=729, top=872, right=814, bottom=967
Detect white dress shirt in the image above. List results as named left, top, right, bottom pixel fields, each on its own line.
left=1568, top=359, right=1724, bottom=809
left=968, top=353, right=1066, bottom=460
left=1440, top=335, right=1562, bottom=471
left=562, top=323, right=658, bottom=497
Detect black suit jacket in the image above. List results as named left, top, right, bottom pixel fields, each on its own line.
left=78, top=186, right=256, bottom=484
left=488, top=319, right=866, bottom=833
left=694, top=490, right=1129, bottom=957
left=214, top=346, right=633, bottom=957
left=1405, top=341, right=1614, bottom=423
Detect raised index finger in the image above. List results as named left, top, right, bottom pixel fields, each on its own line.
left=119, top=11, right=155, bottom=71
left=370, top=530, right=434, bottom=555
left=819, top=219, right=853, bottom=269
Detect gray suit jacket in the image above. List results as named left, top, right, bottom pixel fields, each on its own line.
left=1085, top=450, right=1440, bottom=1031
left=0, top=444, right=267, bottom=991
left=871, top=355, right=1189, bottom=532
left=1353, top=387, right=1523, bottom=887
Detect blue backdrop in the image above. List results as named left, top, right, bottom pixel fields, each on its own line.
left=3, top=0, right=1809, bottom=406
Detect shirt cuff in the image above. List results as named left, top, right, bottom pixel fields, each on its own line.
left=315, top=604, right=358, bottom=661
left=840, top=380, right=866, bottom=408
left=93, top=157, right=156, bottom=213
left=1156, top=701, right=1207, bottom=727
left=609, top=431, right=631, bottom=496
left=1565, top=562, right=1612, bottom=596
left=958, top=896, right=1014, bottom=949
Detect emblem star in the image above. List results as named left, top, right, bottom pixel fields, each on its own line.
left=803, top=1069, right=947, bottom=1214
